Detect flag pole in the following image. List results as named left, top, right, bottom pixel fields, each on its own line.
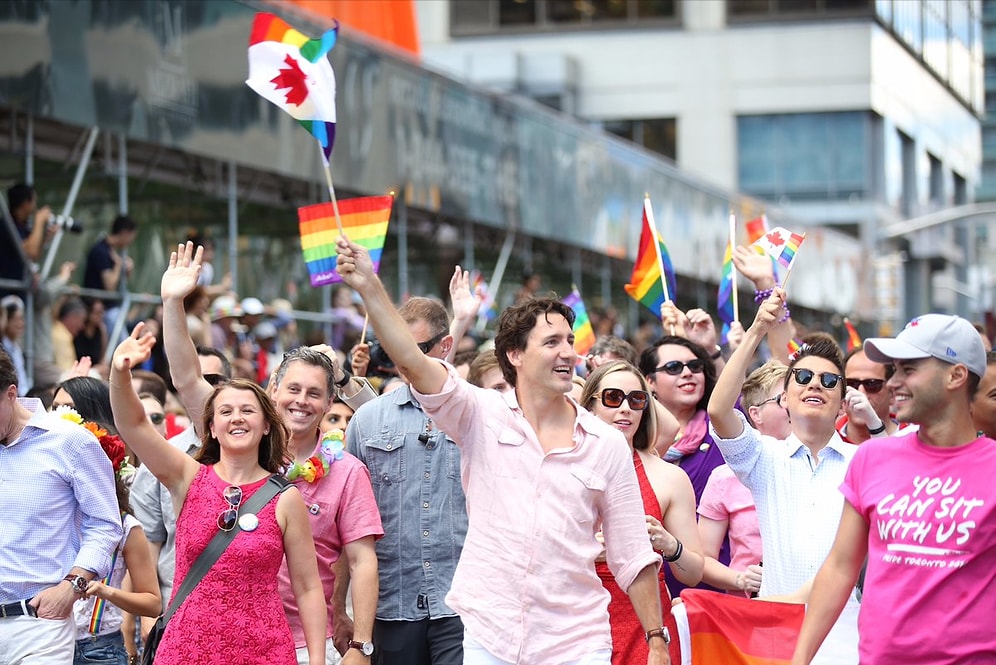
left=360, top=313, right=369, bottom=345
left=644, top=195, right=670, bottom=302
left=320, top=152, right=345, bottom=237
left=729, top=210, right=739, bottom=325
left=779, top=233, right=805, bottom=292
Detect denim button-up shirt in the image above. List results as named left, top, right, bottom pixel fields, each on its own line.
left=346, top=385, right=468, bottom=620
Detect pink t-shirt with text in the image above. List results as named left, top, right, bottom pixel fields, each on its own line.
left=841, top=432, right=996, bottom=664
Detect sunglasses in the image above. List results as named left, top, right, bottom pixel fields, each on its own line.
left=417, top=330, right=448, bottom=355
left=598, top=388, right=650, bottom=411
left=217, top=485, right=243, bottom=532
left=845, top=378, right=885, bottom=395
left=654, top=359, right=706, bottom=376
left=791, top=368, right=843, bottom=391
left=756, top=393, right=782, bottom=408
left=148, top=413, right=165, bottom=425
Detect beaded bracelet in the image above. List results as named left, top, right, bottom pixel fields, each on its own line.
left=755, top=287, right=791, bottom=323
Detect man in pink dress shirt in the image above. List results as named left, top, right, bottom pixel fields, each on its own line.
left=335, top=237, right=669, bottom=665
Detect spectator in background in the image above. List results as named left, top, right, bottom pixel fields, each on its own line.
left=329, top=285, right=366, bottom=352
left=182, top=285, right=212, bottom=348
left=209, top=295, right=243, bottom=360
left=53, top=297, right=88, bottom=374
left=972, top=351, right=996, bottom=438
left=320, top=397, right=355, bottom=434
left=836, top=348, right=901, bottom=444
left=451, top=350, right=477, bottom=381
left=51, top=377, right=115, bottom=426
left=466, top=350, right=510, bottom=392
left=2, top=295, right=30, bottom=395
left=83, top=214, right=138, bottom=334
left=31, top=261, right=79, bottom=390
left=253, top=321, right=281, bottom=387
left=513, top=270, right=542, bottom=304
left=0, top=182, right=54, bottom=299
left=587, top=335, right=638, bottom=374
left=139, top=391, right=168, bottom=439
left=74, top=298, right=108, bottom=368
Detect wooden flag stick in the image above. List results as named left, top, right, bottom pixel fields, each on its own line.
left=320, top=155, right=345, bottom=237
left=360, top=313, right=369, bottom=346
left=779, top=233, right=806, bottom=292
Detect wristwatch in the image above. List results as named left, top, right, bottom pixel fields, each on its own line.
left=645, top=626, right=670, bottom=644
left=63, top=574, right=88, bottom=595
left=347, top=640, right=374, bottom=656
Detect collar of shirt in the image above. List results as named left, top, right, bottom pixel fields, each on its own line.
left=497, top=387, right=602, bottom=450
left=783, top=429, right=852, bottom=461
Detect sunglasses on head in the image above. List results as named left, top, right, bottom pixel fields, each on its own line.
left=791, top=368, right=843, bottom=390
left=217, top=485, right=243, bottom=532
left=598, top=388, right=650, bottom=411
left=148, top=413, right=165, bottom=425
left=654, top=359, right=706, bottom=376
left=845, top=378, right=885, bottom=394
left=417, top=330, right=448, bottom=355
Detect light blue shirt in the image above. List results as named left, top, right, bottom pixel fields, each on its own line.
left=710, top=410, right=857, bottom=597
left=0, top=398, right=122, bottom=603
left=346, top=384, right=468, bottom=621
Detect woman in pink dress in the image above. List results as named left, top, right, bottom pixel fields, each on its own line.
left=580, top=361, right=704, bottom=665
left=109, top=323, right=327, bottom=664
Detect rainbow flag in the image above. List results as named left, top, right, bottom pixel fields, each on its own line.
left=787, top=338, right=803, bottom=359
left=624, top=198, right=677, bottom=317
left=717, top=239, right=736, bottom=344
left=843, top=318, right=862, bottom=353
left=298, top=195, right=392, bottom=287
left=752, top=227, right=806, bottom=270
left=681, top=589, right=805, bottom=665
left=563, top=288, right=595, bottom=356
left=745, top=214, right=769, bottom=244
left=247, top=13, right=338, bottom=161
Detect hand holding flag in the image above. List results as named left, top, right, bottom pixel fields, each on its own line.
left=299, top=195, right=392, bottom=287
left=752, top=226, right=806, bottom=290
left=624, top=197, right=677, bottom=320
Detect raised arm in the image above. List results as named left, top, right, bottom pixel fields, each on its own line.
left=335, top=237, right=448, bottom=395
left=708, top=289, right=785, bottom=439
left=161, top=242, right=214, bottom=435
left=447, top=266, right=482, bottom=363
left=734, top=246, right=793, bottom=365
left=110, top=323, right=199, bottom=497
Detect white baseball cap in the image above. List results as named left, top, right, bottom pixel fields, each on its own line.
left=864, top=314, right=986, bottom=378
left=241, top=297, right=265, bottom=316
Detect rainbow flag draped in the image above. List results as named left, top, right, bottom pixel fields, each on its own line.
left=745, top=214, right=769, bottom=244
left=752, top=227, right=806, bottom=270
left=247, top=13, right=338, bottom=161
left=562, top=288, right=595, bottom=356
left=298, top=196, right=392, bottom=286
left=624, top=198, right=677, bottom=317
left=844, top=318, right=862, bottom=353
left=681, top=589, right=805, bottom=665
left=717, top=239, right=736, bottom=344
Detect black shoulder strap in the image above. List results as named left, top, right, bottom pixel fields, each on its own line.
left=162, top=474, right=291, bottom=622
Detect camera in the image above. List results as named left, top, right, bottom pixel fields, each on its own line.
left=367, top=338, right=396, bottom=374
left=50, top=214, right=84, bottom=234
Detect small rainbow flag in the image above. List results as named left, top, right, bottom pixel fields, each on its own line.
left=681, top=589, right=805, bottom=665
left=787, top=338, right=804, bottom=359
left=843, top=318, right=862, bottom=353
left=563, top=288, right=595, bottom=357
left=624, top=197, right=677, bottom=317
left=247, top=13, right=338, bottom=161
left=752, top=227, right=806, bottom=269
left=717, top=239, right=736, bottom=344
left=298, top=196, right=393, bottom=287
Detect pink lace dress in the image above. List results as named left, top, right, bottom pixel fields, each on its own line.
left=155, top=465, right=295, bottom=664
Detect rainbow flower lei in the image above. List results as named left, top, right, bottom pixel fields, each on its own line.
left=286, top=428, right=345, bottom=483
left=55, top=405, right=135, bottom=481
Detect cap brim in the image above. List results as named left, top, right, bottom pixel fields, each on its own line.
left=863, top=337, right=930, bottom=364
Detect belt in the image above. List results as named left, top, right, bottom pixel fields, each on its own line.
left=0, top=600, right=37, bottom=619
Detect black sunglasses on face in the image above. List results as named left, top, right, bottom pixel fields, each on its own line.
left=217, top=485, right=243, bottom=532
left=655, top=359, right=706, bottom=376
left=598, top=388, right=650, bottom=411
left=417, top=330, right=448, bottom=355
left=845, top=378, right=885, bottom=394
left=791, top=368, right=843, bottom=390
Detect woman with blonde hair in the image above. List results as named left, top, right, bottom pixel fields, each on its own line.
left=580, top=360, right=704, bottom=665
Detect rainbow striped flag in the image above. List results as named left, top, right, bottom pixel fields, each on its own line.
left=563, top=288, right=595, bottom=356
left=247, top=13, right=338, bottom=161
left=843, top=318, right=862, bottom=353
left=717, top=239, right=736, bottom=344
left=298, top=196, right=392, bottom=287
left=624, top=198, right=676, bottom=317
left=752, top=227, right=806, bottom=270
left=681, top=589, right=805, bottom=665
left=787, top=338, right=804, bottom=359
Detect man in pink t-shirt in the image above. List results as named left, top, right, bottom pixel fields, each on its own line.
left=793, top=314, right=996, bottom=664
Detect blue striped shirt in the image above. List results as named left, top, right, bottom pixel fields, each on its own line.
left=0, top=398, right=122, bottom=603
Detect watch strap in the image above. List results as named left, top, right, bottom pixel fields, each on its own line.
left=335, top=371, right=352, bottom=387
left=646, top=626, right=670, bottom=644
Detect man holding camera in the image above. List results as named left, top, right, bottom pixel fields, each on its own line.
left=0, top=183, right=55, bottom=299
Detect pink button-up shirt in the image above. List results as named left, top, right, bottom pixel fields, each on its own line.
left=414, top=364, right=661, bottom=664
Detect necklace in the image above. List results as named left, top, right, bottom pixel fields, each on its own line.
left=285, top=429, right=345, bottom=483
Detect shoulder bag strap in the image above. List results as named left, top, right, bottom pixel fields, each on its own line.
left=162, top=474, right=291, bottom=622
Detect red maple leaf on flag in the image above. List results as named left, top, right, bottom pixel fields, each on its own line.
left=765, top=230, right=785, bottom=246
left=270, top=55, right=309, bottom=107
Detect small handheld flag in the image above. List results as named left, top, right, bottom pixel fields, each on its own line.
left=744, top=214, right=769, bottom=244
left=563, top=288, right=596, bottom=357
left=298, top=195, right=393, bottom=287
left=843, top=318, right=862, bottom=353
left=247, top=13, right=338, bottom=161
left=752, top=227, right=806, bottom=270
left=624, top=197, right=677, bottom=318
left=717, top=239, right=736, bottom=344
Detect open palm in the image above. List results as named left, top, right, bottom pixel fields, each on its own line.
left=161, top=242, right=203, bottom=301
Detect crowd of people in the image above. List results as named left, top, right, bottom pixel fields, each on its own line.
left=2, top=181, right=995, bottom=665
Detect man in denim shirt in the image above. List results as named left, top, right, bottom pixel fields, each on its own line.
left=345, top=297, right=468, bottom=665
